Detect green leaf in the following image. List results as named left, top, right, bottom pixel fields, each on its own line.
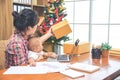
left=101, top=42, right=112, bottom=50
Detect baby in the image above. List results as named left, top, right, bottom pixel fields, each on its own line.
left=28, top=37, right=57, bottom=66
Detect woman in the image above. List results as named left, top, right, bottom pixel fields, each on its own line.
left=5, top=9, right=54, bottom=68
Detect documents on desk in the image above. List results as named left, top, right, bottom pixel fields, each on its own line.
left=3, top=62, right=100, bottom=79
left=3, top=62, right=68, bottom=74
left=59, top=63, right=100, bottom=78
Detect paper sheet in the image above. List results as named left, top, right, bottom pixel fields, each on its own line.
left=3, top=62, right=68, bottom=74
left=3, top=66, right=47, bottom=74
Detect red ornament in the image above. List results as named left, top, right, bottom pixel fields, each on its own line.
left=39, top=26, right=47, bottom=34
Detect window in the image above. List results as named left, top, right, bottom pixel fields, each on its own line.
left=65, top=0, right=120, bottom=49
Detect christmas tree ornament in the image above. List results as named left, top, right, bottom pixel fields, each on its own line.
left=48, top=7, right=55, bottom=13
left=59, top=5, right=66, bottom=11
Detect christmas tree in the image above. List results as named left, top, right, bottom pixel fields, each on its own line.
left=37, top=0, right=70, bottom=45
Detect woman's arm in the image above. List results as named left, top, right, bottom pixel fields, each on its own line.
left=39, top=28, right=53, bottom=43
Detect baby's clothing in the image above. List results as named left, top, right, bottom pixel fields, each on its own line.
left=28, top=51, right=44, bottom=60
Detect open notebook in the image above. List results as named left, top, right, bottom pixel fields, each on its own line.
left=68, top=63, right=100, bottom=73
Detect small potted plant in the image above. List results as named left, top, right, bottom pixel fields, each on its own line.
left=100, top=42, right=112, bottom=65
left=101, top=43, right=112, bottom=51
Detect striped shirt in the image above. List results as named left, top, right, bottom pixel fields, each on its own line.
left=5, top=30, right=28, bottom=68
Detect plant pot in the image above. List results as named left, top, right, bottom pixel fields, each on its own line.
left=102, top=50, right=109, bottom=66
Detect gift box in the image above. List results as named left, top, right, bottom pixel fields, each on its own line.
left=51, top=20, right=72, bottom=39
left=63, top=42, right=90, bottom=54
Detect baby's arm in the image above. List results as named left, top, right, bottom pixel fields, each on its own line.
left=28, top=57, right=36, bottom=66
left=36, top=55, right=44, bottom=61
left=43, top=52, right=57, bottom=58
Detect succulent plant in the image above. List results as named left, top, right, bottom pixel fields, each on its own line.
left=101, top=42, right=112, bottom=50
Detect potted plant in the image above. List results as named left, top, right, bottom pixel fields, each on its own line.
left=100, top=42, right=112, bottom=65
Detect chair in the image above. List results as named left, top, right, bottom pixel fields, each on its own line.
left=0, top=40, right=8, bottom=69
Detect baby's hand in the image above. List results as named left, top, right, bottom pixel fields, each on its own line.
left=37, top=55, right=44, bottom=61
left=30, top=62, right=36, bottom=67
left=47, top=52, right=57, bottom=58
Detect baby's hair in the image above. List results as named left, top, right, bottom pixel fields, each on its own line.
left=28, top=37, right=41, bottom=51
left=12, top=9, right=39, bottom=31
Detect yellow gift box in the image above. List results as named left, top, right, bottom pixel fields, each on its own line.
left=63, top=42, right=90, bottom=54
left=51, top=20, right=72, bottom=39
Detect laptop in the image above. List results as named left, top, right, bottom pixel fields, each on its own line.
left=57, top=55, right=71, bottom=62
left=47, top=39, right=80, bottom=62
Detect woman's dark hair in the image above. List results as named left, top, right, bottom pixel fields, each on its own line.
left=12, top=9, right=39, bottom=31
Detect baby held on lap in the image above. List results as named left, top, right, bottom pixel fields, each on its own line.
left=28, top=37, right=57, bottom=66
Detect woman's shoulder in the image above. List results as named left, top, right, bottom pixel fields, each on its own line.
left=7, top=35, right=26, bottom=48
left=9, top=36, right=22, bottom=44
left=9, top=31, right=27, bottom=43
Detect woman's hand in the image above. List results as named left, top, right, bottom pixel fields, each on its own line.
left=39, top=27, right=54, bottom=43
left=47, top=27, right=54, bottom=37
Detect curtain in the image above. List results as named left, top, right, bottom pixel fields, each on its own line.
left=0, top=0, right=13, bottom=40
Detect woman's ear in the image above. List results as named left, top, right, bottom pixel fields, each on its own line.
left=25, top=26, right=32, bottom=35
left=26, top=26, right=37, bottom=36
left=27, top=26, right=32, bottom=30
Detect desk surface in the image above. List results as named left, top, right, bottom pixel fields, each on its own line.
left=0, top=53, right=120, bottom=80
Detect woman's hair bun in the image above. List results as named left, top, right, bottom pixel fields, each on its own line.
left=12, top=11, right=19, bottom=19
left=12, top=9, right=38, bottom=31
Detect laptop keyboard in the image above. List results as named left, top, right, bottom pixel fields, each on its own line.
left=47, top=55, right=71, bottom=62
left=57, top=55, right=70, bottom=61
